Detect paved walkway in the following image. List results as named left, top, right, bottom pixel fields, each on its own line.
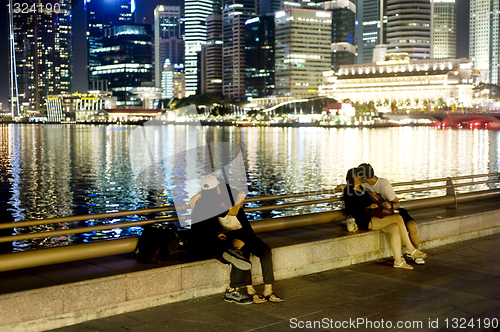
left=51, top=233, right=500, bottom=332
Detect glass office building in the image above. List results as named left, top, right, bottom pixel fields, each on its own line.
left=89, top=25, right=153, bottom=107
left=154, top=5, right=184, bottom=88
left=11, top=0, right=72, bottom=114
left=245, top=15, right=275, bottom=98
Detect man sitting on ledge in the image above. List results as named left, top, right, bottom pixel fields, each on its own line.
left=355, top=163, right=425, bottom=265
left=189, top=174, right=283, bottom=304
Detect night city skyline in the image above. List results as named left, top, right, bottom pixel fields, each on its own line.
left=0, top=0, right=470, bottom=112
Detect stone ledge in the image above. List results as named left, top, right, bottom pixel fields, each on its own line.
left=1, top=208, right=500, bottom=332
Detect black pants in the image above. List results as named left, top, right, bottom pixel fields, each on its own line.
left=226, top=228, right=275, bottom=288
left=399, top=208, right=414, bottom=224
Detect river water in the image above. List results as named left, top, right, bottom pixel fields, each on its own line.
left=0, top=124, right=498, bottom=250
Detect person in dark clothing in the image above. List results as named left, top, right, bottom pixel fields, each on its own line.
left=190, top=175, right=283, bottom=304
left=342, top=168, right=426, bottom=270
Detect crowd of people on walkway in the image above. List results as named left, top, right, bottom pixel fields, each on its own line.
left=185, top=163, right=426, bottom=304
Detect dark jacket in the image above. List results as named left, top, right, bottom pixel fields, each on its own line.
left=342, top=184, right=374, bottom=230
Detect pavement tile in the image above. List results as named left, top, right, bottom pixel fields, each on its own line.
left=84, top=315, right=140, bottom=330
left=46, top=227, right=500, bottom=332
left=50, top=323, right=100, bottom=332
left=460, top=298, right=500, bottom=316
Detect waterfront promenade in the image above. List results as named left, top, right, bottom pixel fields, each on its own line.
left=51, top=233, right=500, bottom=332
left=1, top=197, right=500, bottom=331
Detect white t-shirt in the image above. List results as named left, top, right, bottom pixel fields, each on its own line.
left=361, top=177, right=397, bottom=202
left=218, top=214, right=242, bottom=231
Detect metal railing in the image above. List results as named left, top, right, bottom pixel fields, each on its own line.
left=0, top=173, right=499, bottom=272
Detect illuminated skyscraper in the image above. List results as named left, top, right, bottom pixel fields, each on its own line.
left=432, top=0, right=456, bottom=59
left=245, top=15, right=275, bottom=99
left=184, top=0, right=214, bottom=96
left=386, top=0, right=432, bottom=59
left=355, top=0, right=386, bottom=64
left=275, top=8, right=332, bottom=97
left=154, top=5, right=184, bottom=87
left=85, top=0, right=135, bottom=90
left=324, top=0, right=356, bottom=72
left=222, top=0, right=257, bottom=100
left=470, top=0, right=499, bottom=84
left=10, top=0, right=73, bottom=115
left=89, top=25, right=153, bottom=107
left=203, top=14, right=223, bottom=95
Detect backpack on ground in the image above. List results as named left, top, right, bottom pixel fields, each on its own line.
left=134, top=225, right=188, bottom=263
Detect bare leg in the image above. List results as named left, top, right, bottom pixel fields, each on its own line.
left=369, top=215, right=418, bottom=253
left=406, top=220, right=420, bottom=249
left=263, top=284, right=283, bottom=302
left=380, top=224, right=403, bottom=264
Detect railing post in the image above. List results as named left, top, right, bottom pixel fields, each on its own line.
left=446, top=177, right=458, bottom=209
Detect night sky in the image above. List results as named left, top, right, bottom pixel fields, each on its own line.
left=0, top=0, right=470, bottom=111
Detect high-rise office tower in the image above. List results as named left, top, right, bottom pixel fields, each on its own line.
left=258, top=0, right=315, bottom=15
left=10, top=0, right=72, bottom=115
left=432, top=0, right=456, bottom=59
left=275, top=8, right=332, bottom=97
left=470, top=0, right=499, bottom=84
left=355, top=0, right=386, bottom=64
left=162, top=60, right=185, bottom=99
left=204, top=14, right=223, bottom=95
left=154, top=5, right=184, bottom=88
left=323, top=0, right=356, bottom=72
left=245, top=15, right=275, bottom=99
left=86, top=0, right=134, bottom=91
left=89, top=25, right=152, bottom=107
left=386, top=0, right=432, bottom=59
left=184, top=0, right=214, bottom=96
left=222, top=0, right=257, bottom=101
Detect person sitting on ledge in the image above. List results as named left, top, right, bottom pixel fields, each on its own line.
left=355, top=163, right=425, bottom=264
left=342, top=168, right=426, bottom=270
left=189, top=174, right=283, bottom=304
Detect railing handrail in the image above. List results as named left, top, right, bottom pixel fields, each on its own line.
left=0, top=173, right=498, bottom=243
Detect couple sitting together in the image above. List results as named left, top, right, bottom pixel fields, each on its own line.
left=341, top=163, right=427, bottom=270
left=189, top=174, right=283, bottom=305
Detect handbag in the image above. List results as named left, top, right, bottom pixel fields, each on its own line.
left=365, top=191, right=399, bottom=219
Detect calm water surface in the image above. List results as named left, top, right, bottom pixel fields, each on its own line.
left=0, top=124, right=498, bottom=250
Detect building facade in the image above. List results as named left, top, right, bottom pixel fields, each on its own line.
left=355, top=0, right=386, bottom=64
left=204, top=14, right=223, bottom=95
left=11, top=0, right=72, bottom=115
left=324, top=0, right=356, bottom=72
left=386, top=0, right=433, bottom=59
left=86, top=0, right=134, bottom=91
left=320, top=55, right=488, bottom=108
left=45, top=91, right=116, bottom=122
left=275, top=8, right=332, bottom=97
left=154, top=5, right=184, bottom=88
left=245, top=15, right=275, bottom=99
left=432, top=0, right=456, bottom=59
left=469, top=0, right=499, bottom=84
left=162, top=60, right=186, bottom=99
left=222, top=0, right=257, bottom=101
left=184, top=0, right=214, bottom=96
left=88, top=25, right=153, bottom=107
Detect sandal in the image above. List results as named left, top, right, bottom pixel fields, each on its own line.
left=410, top=249, right=427, bottom=259
left=248, top=293, right=267, bottom=304
left=264, top=292, right=284, bottom=303
left=394, top=260, right=414, bottom=270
